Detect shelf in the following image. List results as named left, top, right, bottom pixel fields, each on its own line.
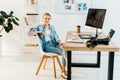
left=25, top=43, right=39, bottom=47
left=26, top=13, right=39, bottom=15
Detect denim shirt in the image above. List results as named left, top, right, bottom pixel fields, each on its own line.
left=29, top=24, right=60, bottom=51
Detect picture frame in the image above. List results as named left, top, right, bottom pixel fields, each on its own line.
left=55, top=0, right=92, bottom=14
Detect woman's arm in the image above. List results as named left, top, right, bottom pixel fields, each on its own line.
left=51, top=26, right=64, bottom=46
left=28, top=31, right=45, bottom=36
left=28, top=25, right=45, bottom=36
left=51, top=26, right=60, bottom=41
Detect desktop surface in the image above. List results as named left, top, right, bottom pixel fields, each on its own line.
left=64, top=31, right=119, bottom=80
left=64, top=31, right=119, bottom=51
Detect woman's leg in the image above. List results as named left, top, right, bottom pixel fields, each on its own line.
left=45, top=42, right=67, bottom=78
left=61, top=47, right=68, bottom=74
left=45, top=42, right=66, bottom=71
left=56, top=45, right=67, bottom=78
left=45, top=42, right=66, bottom=66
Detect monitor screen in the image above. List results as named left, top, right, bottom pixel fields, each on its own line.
left=85, top=8, right=106, bottom=29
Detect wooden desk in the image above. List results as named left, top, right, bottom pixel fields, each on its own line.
left=64, top=31, right=119, bottom=80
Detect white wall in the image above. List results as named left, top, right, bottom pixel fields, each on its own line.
left=106, top=0, right=120, bottom=47
left=0, top=0, right=25, bottom=54
left=0, top=0, right=120, bottom=54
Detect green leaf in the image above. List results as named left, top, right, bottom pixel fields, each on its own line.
left=10, top=11, right=14, bottom=15
left=0, top=16, right=5, bottom=25
left=15, top=17, right=19, bottom=21
left=0, top=18, right=4, bottom=25
left=0, top=11, right=8, bottom=18
left=8, top=11, right=14, bottom=17
left=8, top=18, right=12, bottom=23
left=12, top=19, right=19, bottom=25
left=8, top=23, right=13, bottom=30
left=4, top=26, right=10, bottom=33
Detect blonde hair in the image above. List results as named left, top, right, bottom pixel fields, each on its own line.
left=42, top=12, right=51, bottom=18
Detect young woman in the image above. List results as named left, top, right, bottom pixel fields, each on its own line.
left=28, top=12, right=67, bottom=79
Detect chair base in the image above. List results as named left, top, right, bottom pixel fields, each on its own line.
left=36, top=54, right=62, bottom=78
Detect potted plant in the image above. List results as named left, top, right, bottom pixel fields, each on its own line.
left=0, top=11, right=19, bottom=33
left=0, top=11, right=19, bottom=56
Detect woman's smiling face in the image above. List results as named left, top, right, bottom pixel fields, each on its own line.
left=42, top=15, right=51, bottom=25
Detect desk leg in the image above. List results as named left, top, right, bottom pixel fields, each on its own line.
left=67, top=51, right=71, bottom=80
left=108, top=52, right=114, bottom=80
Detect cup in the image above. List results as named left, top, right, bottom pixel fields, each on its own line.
left=76, top=25, right=81, bottom=34
left=31, top=0, right=34, bottom=4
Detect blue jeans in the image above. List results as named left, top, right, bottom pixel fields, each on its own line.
left=44, top=41, right=66, bottom=66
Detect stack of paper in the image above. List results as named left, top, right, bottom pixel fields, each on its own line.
left=66, top=39, right=84, bottom=43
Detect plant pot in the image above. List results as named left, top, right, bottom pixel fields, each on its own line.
left=0, top=35, right=2, bottom=57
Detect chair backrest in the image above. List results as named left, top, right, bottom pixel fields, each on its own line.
left=39, top=43, right=45, bottom=54
left=39, top=43, right=58, bottom=56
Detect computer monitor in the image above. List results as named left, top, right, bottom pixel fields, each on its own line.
left=85, top=8, right=106, bottom=37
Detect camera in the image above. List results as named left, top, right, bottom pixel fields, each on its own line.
left=86, top=37, right=110, bottom=48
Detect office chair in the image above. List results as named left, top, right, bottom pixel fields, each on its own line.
left=35, top=44, right=62, bottom=78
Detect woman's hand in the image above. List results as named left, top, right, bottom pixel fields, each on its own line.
left=37, top=31, right=45, bottom=36
left=28, top=32, right=36, bottom=36
left=58, top=41, right=64, bottom=46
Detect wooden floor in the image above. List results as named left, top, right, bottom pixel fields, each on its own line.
left=0, top=52, right=120, bottom=80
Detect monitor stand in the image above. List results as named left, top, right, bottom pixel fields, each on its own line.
left=95, top=28, right=98, bottom=38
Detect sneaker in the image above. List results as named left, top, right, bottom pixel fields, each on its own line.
left=61, top=72, right=67, bottom=79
